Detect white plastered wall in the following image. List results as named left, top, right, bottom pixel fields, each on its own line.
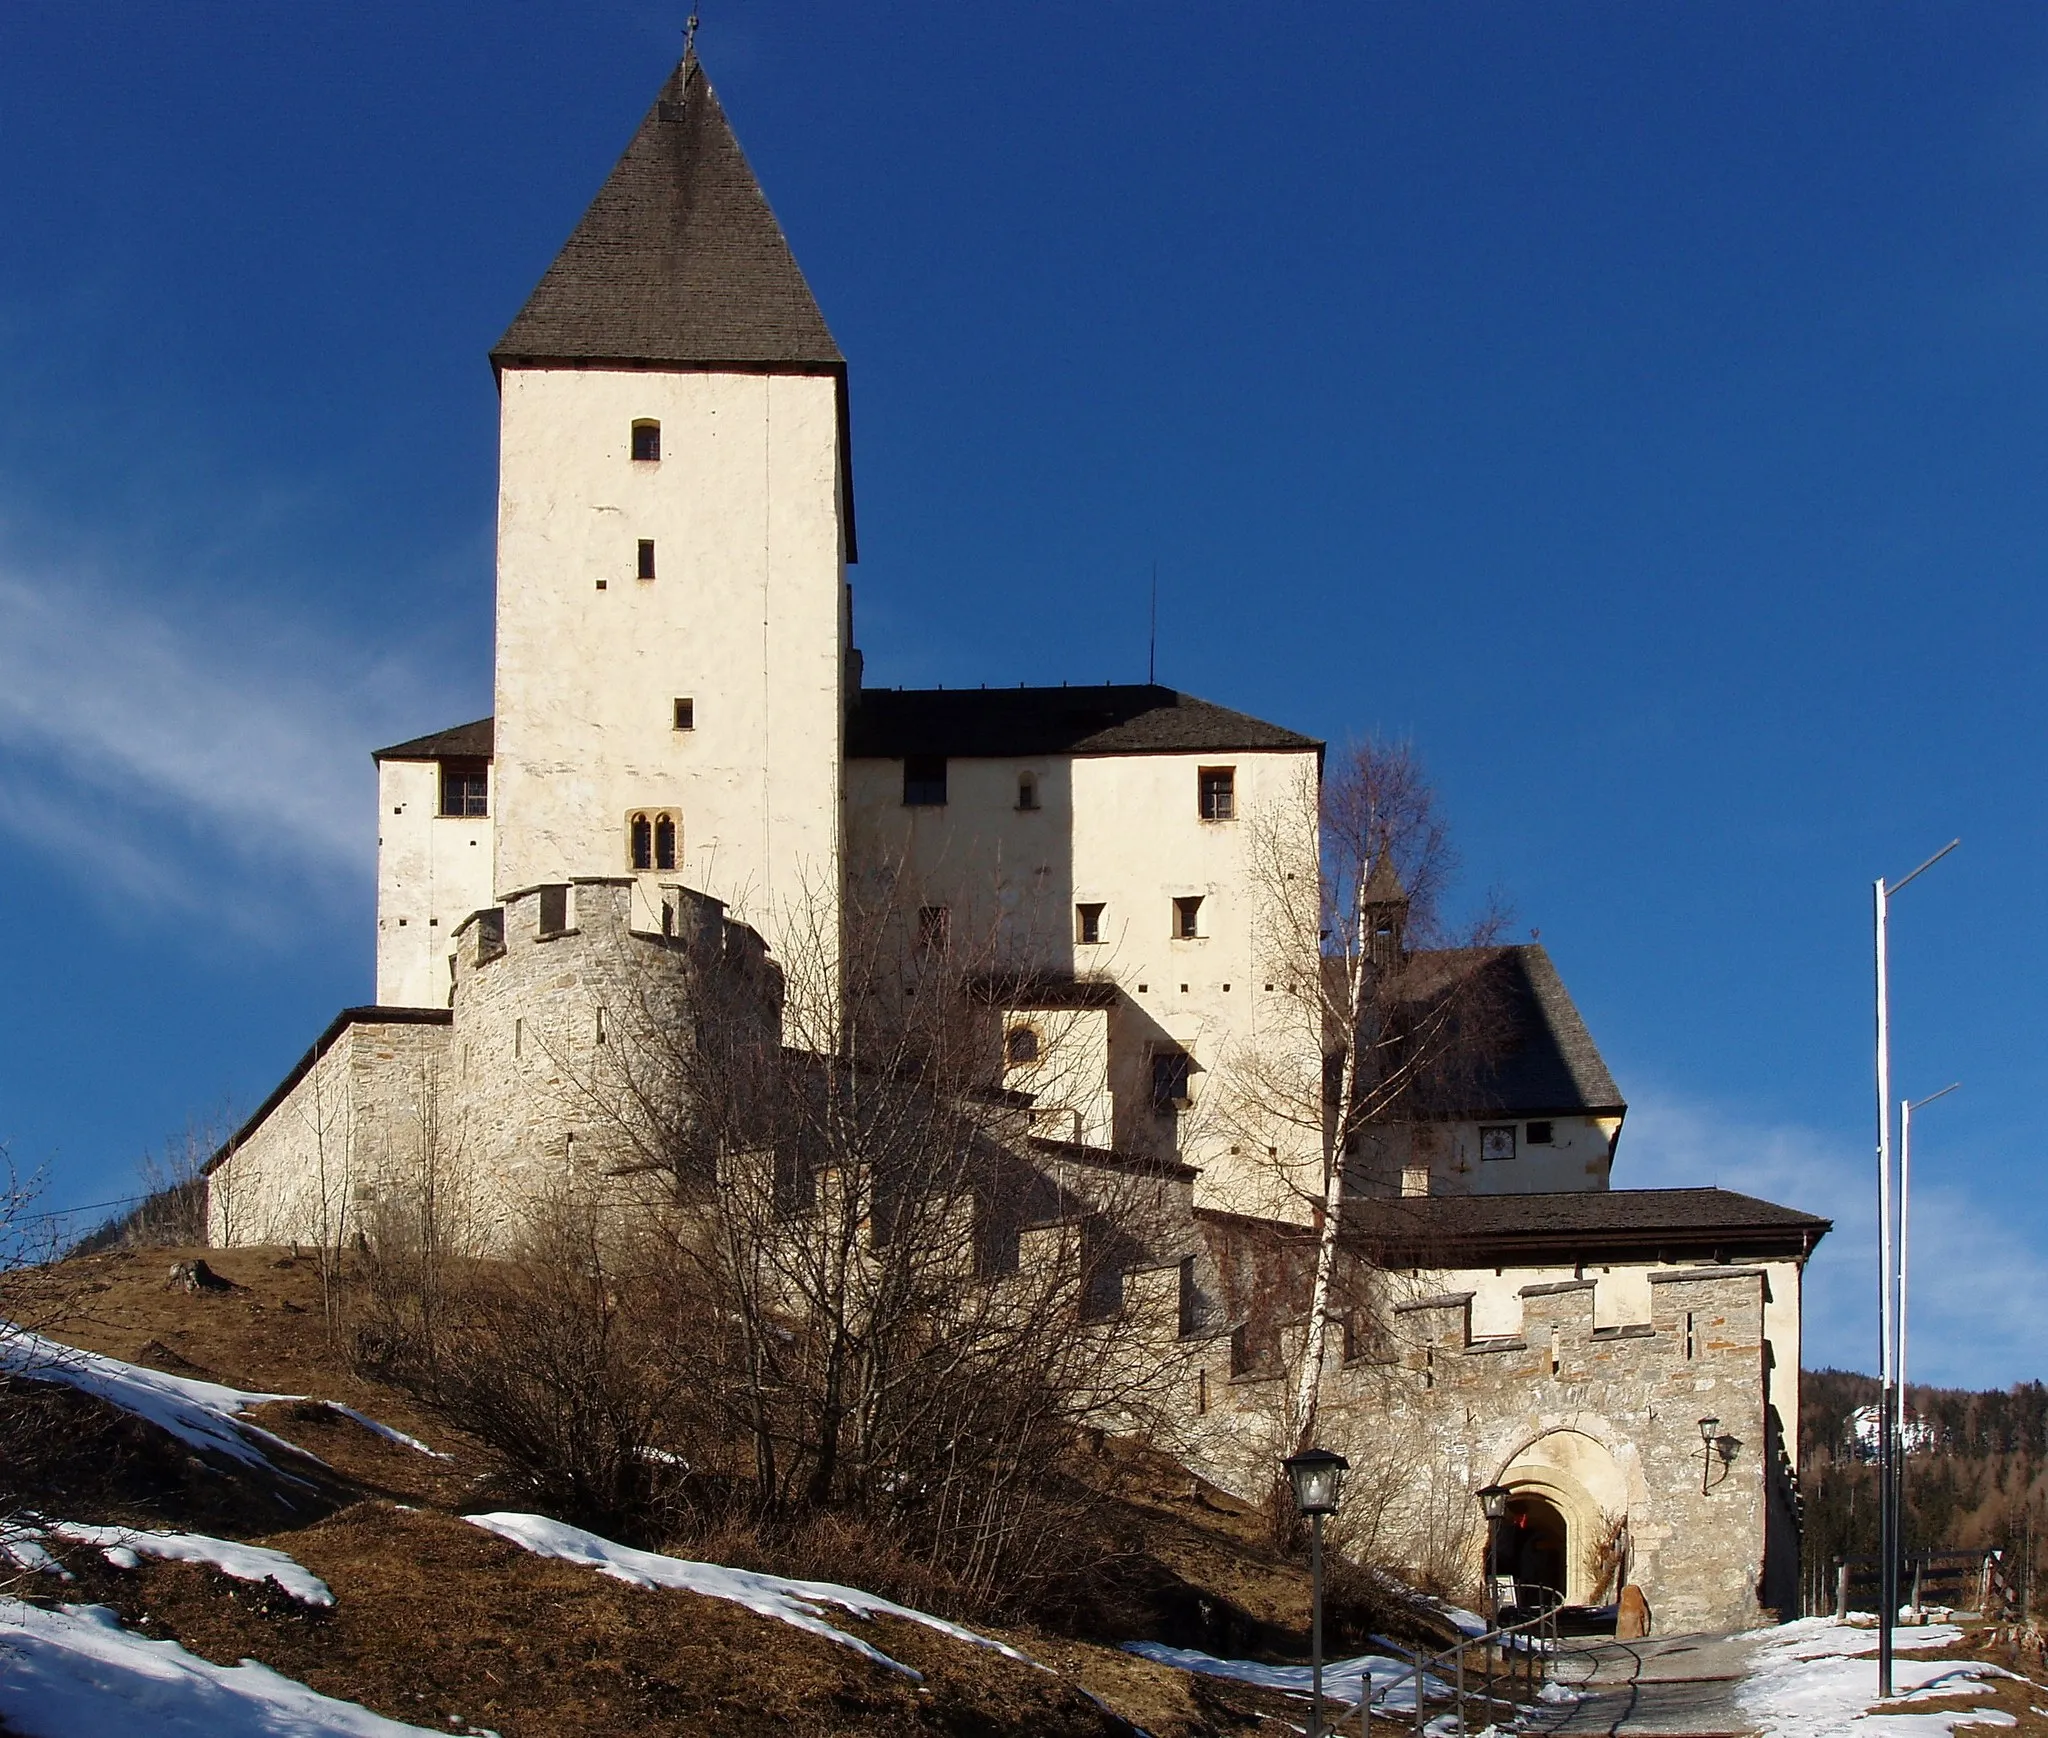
left=493, top=367, right=845, bottom=1000
left=375, top=759, right=495, bottom=1008
left=846, top=744, right=1321, bottom=1215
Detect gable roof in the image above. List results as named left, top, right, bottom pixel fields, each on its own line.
left=1395, top=943, right=1625, bottom=1119
left=492, top=57, right=841, bottom=373
left=372, top=718, right=494, bottom=764
left=846, top=684, right=1321, bottom=760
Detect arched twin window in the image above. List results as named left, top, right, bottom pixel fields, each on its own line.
left=629, top=810, right=680, bottom=872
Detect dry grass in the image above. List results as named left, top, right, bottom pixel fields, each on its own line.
left=0, top=1243, right=1439, bottom=1736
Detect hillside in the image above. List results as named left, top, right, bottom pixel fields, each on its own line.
left=0, top=1245, right=1467, bottom=1737
left=1802, top=1367, right=2048, bottom=1596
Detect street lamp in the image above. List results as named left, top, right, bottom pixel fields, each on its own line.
left=1873, top=839, right=1957, bottom=1698
left=1285, top=1447, right=1350, bottom=1738
left=1477, top=1485, right=1511, bottom=1627
left=1698, top=1417, right=1721, bottom=1495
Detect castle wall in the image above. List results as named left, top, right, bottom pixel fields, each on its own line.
left=1159, top=1255, right=1790, bottom=1633
left=492, top=369, right=845, bottom=1008
left=375, top=757, right=494, bottom=1008
left=207, top=1017, right=450, bottom=1248
left=1353, top=1114, right=1620, bottom=1197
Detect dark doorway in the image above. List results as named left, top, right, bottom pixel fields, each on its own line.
left=1503, top=1493, right=1569, bottom=1608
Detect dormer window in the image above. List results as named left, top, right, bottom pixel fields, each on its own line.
left=631, top=420, right=661, bottom=461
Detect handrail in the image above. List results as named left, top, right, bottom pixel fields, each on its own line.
left=1354, top=1597, right=1562, bottom=1735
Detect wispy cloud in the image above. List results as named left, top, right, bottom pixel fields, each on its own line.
left=1620, top=1083, right=2048, bottom=1392
left=0, top=550, right=452, bottom=931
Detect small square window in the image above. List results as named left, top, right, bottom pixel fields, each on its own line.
left=1526, top=1120, right=1554, bottom=1145
left=1198, top=767, right=1235, bottom=821
left=1173, top=895, right=1203, bottom=939
left=1480, top=1125, right=1517, bottom=1162
left=637, top=539, right=656, bottom=580
left=538, top=885, right=569, bottom=938
left=903, top=755, right=947, bottom=806
left=1075, top=902, right=1104, bottom=945
left=1017, top=771, right=1039, bottom=810
left=631, top=420, right=661, bottom=462
left=673, top=698, right=695, bottom=731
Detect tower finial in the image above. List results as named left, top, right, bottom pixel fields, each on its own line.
left=683, top=8, right=700, bottom=61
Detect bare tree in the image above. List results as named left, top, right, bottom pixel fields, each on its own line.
left=1231, top=739, right=1505, bottom=1463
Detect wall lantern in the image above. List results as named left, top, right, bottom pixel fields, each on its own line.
left=1477, top=1484, right=1511, bottom=1522
left=1698, top=1417, right=1721, bottom=1494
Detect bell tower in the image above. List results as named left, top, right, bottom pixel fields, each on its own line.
left=488, top=54, right=852, bottom=982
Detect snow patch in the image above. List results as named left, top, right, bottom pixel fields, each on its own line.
left=1123, top=1640, right=1449, bottom=1712
left=314, top=1404, right=450, bottom=1461
left=6, top=1523, right=332, bottom=1607
left=1737, top=1616, right=2014, bottom=1737
left=466, top=1511, right=1038, bottom=1681
left=0, top=1326, right=310, bottom=1480
left=0, top=1598, right=442, bottom=1736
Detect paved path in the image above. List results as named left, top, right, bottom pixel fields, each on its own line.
left=1513, top=1633, right=1761, bottom=1737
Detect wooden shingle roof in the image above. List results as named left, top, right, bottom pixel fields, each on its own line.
left=492, top=56, right=841, bottom=373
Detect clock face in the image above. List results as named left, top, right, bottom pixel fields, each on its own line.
left=1481, top=1126, right=1517, bottom=1162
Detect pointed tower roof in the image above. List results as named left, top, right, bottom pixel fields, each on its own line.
left=1361, top=852, right=1408, bottom=907
left=492, top=57, right=842, bottom=372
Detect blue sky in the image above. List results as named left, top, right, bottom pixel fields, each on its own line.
left=1, top=2, right=2042, bottom=1386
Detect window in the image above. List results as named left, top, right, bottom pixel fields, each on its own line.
left=673, top=698, right=695, bottom=731
left=903, top=755, right=947, bottom=806
left=1683, top=1311, right=1698, bottom=1360
left=917, top=905, right=950, bottom=952
left=1075, top=902, right=1104, bottom=946
left=1151, top=1049, right=1192, bottom=1114
left=439, top=759, right=488, bottom=817
left=631, top=419, right=661, bottom=461
left=637, top=539, right=657, bottom=580
left=1198, top=766, right=1236, bottom=821
left=1173, top=895, right=1203, bottom=939
left=1480, top=1125, right=1517, bottom=1162
left=1017, top=771, right=1039, bottom=811
left=537, top=886, right=568, bottom=938
left=630, top=811, right=678, bottom=872
left=1401, top=1165, right=1430, bottom=1198
left=1526, top=1120, right=1554, bottom=1145
left=1005, top=1024, right=1040, bottom=1066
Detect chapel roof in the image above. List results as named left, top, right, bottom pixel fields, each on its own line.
left=845, top=683, right=1321, bottom=760
left=491, top=56, right=842, bottom=373
left=372, top=718, right=494, bottom=763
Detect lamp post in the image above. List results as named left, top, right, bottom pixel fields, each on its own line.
left=1896, top=1081, right=1959, bottom=1619
left=1285, top=1446, right=1350, bottom=1738
left=1873, top=840, right=1957, bottom=1698
left=1477, top=1485, right=1511, bottom=1628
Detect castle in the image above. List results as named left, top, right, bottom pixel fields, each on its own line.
left=204, top=54, right=1827, bottom=1632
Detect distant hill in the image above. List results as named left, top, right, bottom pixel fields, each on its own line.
left=1801, top=1367, right=2048, bottom=1601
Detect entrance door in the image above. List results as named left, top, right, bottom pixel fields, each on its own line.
left=1504, top=1493, right=1569, bottom=1607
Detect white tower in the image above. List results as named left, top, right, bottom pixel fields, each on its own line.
left=489, top=55, right=852, bottom=979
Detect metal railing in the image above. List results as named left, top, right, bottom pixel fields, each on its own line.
left=1346, top=1595, right=1562, bottom=1736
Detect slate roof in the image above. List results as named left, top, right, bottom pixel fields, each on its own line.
left=1200, top=1186, right=1831, bottom=1264
left=372, top=718, right=494, bottom=764
left=845, top=684, right=1321, bottom=760
left=1394, top=943, right=1625, bottom=1118
left=492, top=57, right=841, bottom=372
